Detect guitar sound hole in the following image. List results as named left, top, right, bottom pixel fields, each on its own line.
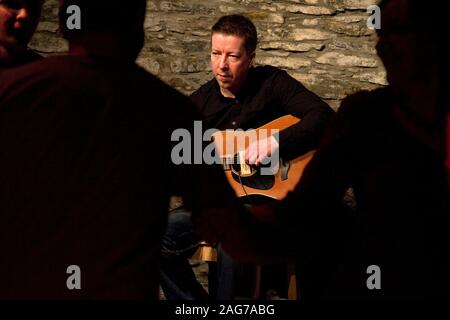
left=230, top=162, right=256, bottom=177
left=231, top=167, right=275, bottom=190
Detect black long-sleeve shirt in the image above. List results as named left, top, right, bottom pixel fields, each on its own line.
left=190, top=66, right=334, bottom=159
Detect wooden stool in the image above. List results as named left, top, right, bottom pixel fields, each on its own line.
left=191, top=241, right=217, bottom=262
left=253, top=263, right=299, bottom=300
left=287, top=264, right=299, bottom=300
left=191, top=244, right=299, bottom=300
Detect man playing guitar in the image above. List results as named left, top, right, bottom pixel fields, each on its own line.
left=160, top=14, right=334, bottom=300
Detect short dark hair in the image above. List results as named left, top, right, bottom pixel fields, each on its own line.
left=59, top=0, right=147, bottom=39
left=211, top=15, right=257, bottom=54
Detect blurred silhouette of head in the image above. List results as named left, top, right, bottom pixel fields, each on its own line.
left=376, top=0, right=449, bottom=98
left=59, top=0, right=146, bottom=61
left=0, top=0, right=43, bottom=64
left=376, top=0, right=449, bottom=152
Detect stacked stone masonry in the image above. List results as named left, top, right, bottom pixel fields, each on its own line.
left=31, top=0, right=386, bottom=109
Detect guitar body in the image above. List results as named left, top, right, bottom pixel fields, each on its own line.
left=212, top=115, right=315, bottom=200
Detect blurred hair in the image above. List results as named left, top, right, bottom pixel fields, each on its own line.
left=378, top=0, right=450, bottom=48
left=59, top=0, right=147, bottom=39
left=378, top=0, right=449, bottom=131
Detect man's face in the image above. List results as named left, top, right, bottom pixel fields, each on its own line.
left=0, top=0, right=42, bottom=62
left=211, top=33, right=254, bottom=97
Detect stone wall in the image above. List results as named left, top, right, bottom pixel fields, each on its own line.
left=30, top=0, right=386, bottom=109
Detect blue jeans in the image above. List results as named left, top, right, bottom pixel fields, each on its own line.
left=213, top=244, right=244, bottom=300
left=159, top=207, right=208, bottom=300
left=159, top=207, right=242, bottom=300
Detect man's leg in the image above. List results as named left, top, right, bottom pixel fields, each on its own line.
left=213, top=244, right=246, bottom=300
left=212, top=199, right=272, bottom=300
left=159, top=207, right=208, bottom=300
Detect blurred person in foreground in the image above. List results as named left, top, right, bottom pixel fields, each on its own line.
left=0, top=0, right=240, bottom=299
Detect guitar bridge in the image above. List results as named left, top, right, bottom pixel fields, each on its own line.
left=239, top=151, right=252, bottom=176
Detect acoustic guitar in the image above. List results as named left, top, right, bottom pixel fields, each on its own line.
left=212, top=115, right=315, bottom=200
